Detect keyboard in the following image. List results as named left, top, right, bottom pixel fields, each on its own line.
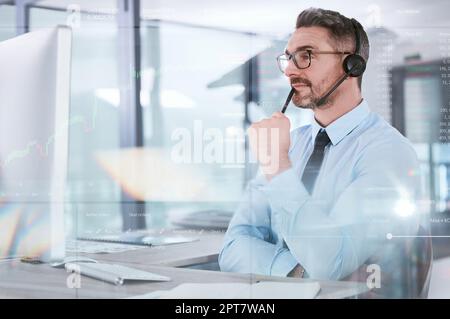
left=65, top=262, right=171, bottom=285
left=171, top=210, right=234, bottom=230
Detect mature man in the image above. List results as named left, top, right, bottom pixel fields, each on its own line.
left=219, top=8, right=432, bottom=298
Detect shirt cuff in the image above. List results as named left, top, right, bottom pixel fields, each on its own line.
left=270, top=247, right=299, bottom=277
left=262, top=167, right=310, bottom=214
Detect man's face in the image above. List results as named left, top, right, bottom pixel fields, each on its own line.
left=284, top=26, right=345, bottom=109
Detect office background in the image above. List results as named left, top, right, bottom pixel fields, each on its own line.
left=0, top=0, right=449, bottom=278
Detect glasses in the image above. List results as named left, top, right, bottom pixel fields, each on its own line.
left=276, top=49, right=352, bottom=73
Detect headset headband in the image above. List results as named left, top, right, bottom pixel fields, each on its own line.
left=350, top=18, right=361, bottom=56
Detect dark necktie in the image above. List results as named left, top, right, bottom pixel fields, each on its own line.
left=301, top=129, right=331, bottom=194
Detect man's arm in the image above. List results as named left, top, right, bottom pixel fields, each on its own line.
left=218, top=175, right=299, bottom=276
left=262, top=142, right=423, bottom=280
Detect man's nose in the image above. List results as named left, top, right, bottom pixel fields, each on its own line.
left=284, top=58, right=302, bottom=78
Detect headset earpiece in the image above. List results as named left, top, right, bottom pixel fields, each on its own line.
left=343, top=54, right=366, bottom=77
left=343, top=19, right=366, bottom=78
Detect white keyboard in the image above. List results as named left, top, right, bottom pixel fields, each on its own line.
left=66, top=262, right=171, bottom=285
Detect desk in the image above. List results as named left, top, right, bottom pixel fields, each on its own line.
left=0, top=231, right=369, bottom=299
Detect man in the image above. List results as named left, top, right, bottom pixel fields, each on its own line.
left=219, top=8, right=432, bottom=298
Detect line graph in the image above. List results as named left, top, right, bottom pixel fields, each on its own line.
left=0, top=100, right=99, bottom=169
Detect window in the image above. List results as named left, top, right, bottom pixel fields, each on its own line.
left=0, top=4, right=15, bottom=41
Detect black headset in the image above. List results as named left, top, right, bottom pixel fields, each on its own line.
left=343, top=18, right=366, bottom=77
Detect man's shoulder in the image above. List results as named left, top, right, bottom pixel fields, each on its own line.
left=361, top=113, right=412, bottom=145
left=356, top=113, right=418, bottom=163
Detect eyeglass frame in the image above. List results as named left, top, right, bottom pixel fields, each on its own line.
left=276, top=49, right=352, bottom=73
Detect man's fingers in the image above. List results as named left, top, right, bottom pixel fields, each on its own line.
left=272, top=111, right=285, bottom=118
left=272, top=112, right=282, bottom=117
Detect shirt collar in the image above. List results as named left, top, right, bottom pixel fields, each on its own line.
left=311, top=99, right=370, bottom=146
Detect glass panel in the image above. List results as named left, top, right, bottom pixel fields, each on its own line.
left=0, top=4, right=15, bottom=41
left=140, top=20, right=272, bottom=229
left=30, top=6, right=122, bottom=237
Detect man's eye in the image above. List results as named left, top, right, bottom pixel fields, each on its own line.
left=299, top=53, right=309, bottom=60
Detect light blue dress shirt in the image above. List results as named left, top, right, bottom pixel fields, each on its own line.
left=219, top=100, right=425, bottom=281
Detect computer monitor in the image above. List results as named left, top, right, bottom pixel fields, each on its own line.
left=0, top=26, right=72, bottom=262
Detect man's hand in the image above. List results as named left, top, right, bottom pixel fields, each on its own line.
left=288, top=264, right=305, bottom=278
left=247, top=112, right=292, bottom=180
